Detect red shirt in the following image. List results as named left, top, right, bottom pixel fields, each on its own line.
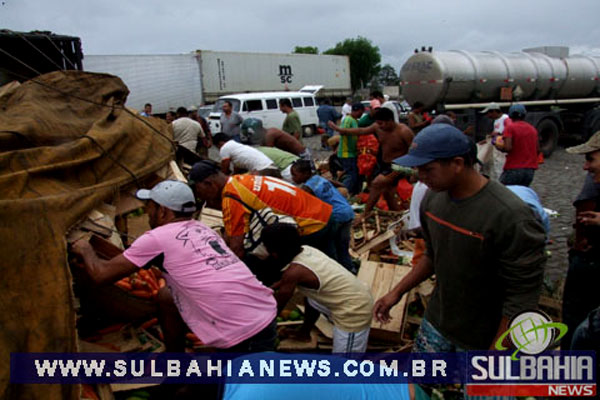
left=503, top=121, right=539, bottom=170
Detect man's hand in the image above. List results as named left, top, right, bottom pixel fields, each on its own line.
left=327, top=121, right=339, bottom=131
left=373, top=291, right=402, bottom=323
left=578, top=211, right=600, bottom=226
left=397, top=228, right=420, bottom=242
left=71, top=239, right=93, bottom=259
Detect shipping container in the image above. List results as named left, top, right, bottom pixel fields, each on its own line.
left=83, top=51, right=351, bottom=114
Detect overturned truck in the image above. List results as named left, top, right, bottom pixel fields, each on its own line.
left=0, top=71, right=175, bottom=400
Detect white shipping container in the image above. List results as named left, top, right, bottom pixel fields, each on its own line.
left=197, top=50, right=351, bottom=101
left=84, top=54, right=203, bottom=114
left=84, top=51, right=351, bottom=115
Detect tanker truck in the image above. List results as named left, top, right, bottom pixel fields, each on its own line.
left=399, top=46, right=600, bottom=156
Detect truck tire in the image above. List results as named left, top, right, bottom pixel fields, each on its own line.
left=303, top=124, right=316, bottom=137
left=537, top=119, right=559, bottom=158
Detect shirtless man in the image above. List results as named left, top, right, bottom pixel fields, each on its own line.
left=329, top=107, right=414, bottom=215
left=263, top=128, right=312, bottom=163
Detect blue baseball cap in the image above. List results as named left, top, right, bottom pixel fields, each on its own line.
left=393, top=124, right=473, bottom=167
left=508, top=103, right=526, bottom=118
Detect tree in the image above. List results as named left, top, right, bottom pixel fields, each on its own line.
left=293, top=46, right=318, bottom=54
left=378, top=64, right=399, bottom=86
left=324, top=36, right=381, bottom=92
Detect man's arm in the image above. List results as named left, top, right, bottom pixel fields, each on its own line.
left=271, top=267, right=301, bottom=314
left=328, top=120, right=376, bottom=136
left=496, top=218, right=546, bottom=346
left=374, top=255, right=434, bottom=323
left=225, top=234, right=245, bottom=258
left=71, top=240, right=138, bottom=285
left=499, top=136, right=512, bottom=152
left=221, top=158, right=232, bottom=174
left=408, top=114, right=430, bottom=131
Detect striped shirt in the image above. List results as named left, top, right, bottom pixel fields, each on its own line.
left=337, top=116, right=358, bottom=158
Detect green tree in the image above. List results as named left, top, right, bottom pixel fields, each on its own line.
left=378, top=64, right=399, bottom=86
left=324, top=36, right=381, bottom=92
left=293, top=46, right=319, bottom=54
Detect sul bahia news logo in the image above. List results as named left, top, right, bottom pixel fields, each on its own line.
left=467, top=310, right=596, bottom=397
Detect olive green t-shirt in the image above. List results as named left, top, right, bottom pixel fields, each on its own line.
left=420, top=180, right=546, bottom=349
left=282, top=111, right=302, bottom=143
left=256, top=146, right=298, bottom=169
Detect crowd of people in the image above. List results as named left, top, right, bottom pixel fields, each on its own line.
left=69, top=96, right=600, bottom=398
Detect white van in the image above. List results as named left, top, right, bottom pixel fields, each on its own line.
left=208, top=85, right=322, bottom=136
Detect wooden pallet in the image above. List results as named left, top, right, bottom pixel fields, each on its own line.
left=357, top=261, right=412, bottom=340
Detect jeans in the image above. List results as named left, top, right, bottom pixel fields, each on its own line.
left=414, top=318, right=514, bottom=400
left=561, top=251, right=600, bottom=349
left=570, top=307, right=600, bottom=351
left=334, top=220, right=355, bottom=273
left=339, top=157, right=359, bottom=195
left=499, top=168, right=535, bottom=186
left=226, top=319, right=277, bottom=352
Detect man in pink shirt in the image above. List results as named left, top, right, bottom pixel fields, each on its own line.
left=71, top=180, right=277, bottom=352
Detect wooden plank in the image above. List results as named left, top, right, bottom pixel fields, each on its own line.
left=127, top=214, right=151, bottom=240
left=168, top=160, right=187, bottom=182
left=357, top=261, right=411, bottom=333
left=110, top=383, right=158, bottom=393
left=199, top=207, right=224, bottom=230
left=115, top=190, right=144, bottom=216
left=355, top=230, right=396, bottom=255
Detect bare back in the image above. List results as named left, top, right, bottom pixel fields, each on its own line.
left=376, top=123, right=414, bottom=163
left=264, top=128, right=306, bottom=155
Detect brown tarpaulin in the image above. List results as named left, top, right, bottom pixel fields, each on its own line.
left=0, top=71, right=174, bottom=399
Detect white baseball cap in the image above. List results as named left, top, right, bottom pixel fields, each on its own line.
left=136, top=180, right=197, bottom=212
left=481, top=102, right=501, bottom=113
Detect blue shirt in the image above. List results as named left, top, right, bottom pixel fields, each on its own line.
left=507, top=185, right=550, bottom=235
left=305, top=175, right=354, bottom=223
left=317, top=104, right=341, bottom=135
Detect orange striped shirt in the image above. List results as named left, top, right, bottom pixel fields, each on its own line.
left=222, top=175, right=332, bottom=237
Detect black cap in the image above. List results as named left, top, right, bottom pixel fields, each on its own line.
left=188, top=160, right=220, bottom=183
left=351, top=103, right=365, bottom=112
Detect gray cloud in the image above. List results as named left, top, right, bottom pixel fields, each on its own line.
left=2, top=0, right=599, bottom=74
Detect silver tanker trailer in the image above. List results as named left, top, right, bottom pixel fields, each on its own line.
left=400, top=46, right=600, bottom=156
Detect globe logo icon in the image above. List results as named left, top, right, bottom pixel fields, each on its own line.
left=509, top=311, right=553, bottom=355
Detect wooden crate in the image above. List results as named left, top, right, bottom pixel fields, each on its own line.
left=357, top=261, right=412, bottom=338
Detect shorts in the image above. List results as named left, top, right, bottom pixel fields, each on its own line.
left=281, top=164, right=293, bottom=182
left=414, top=318, right=514, bottom=400
left=307, top=297, right=370, bottom=354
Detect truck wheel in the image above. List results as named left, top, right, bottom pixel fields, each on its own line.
left=537, top=119, right=559, bottom=158
left=303, top=124, right=316, bottom=137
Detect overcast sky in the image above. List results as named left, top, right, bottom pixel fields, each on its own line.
left=2, top=0, right=599, bottom=71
